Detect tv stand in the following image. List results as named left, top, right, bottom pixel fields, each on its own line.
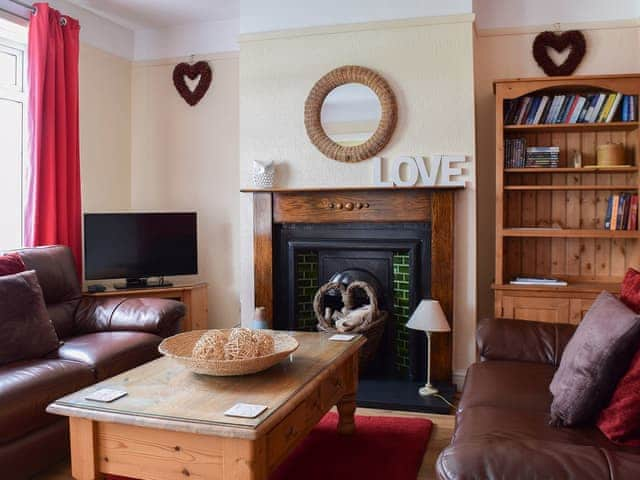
left=113, top=278, right=173, bottom=290
left=83, top=283, right=208, bottom=331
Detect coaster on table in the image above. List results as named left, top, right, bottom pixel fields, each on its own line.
left=85, top=388, right=128, bottom=403
left=224, top=403, right=268, bottom=418
left=329, top=334, right=356, bottom=342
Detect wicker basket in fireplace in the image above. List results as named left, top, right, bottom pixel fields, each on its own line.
left=313, top=280, right=387, bottom=370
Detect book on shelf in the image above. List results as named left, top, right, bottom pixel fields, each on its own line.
left=504, top=137, right=526, bottom=168
left=622, top=96, right=638, bottom=122
left=532, top=96, right=549, bottom=124
left=525, top=146, right=559, bottom=168
left=509, top=277, right=568, bottom=286
left=630, top=195, right=639, bottom=231
left=606, top=94, right=623, bottom=122
left=504, top=140, right=562, bottom=168
left=604, top=193, right=638, bottom=231
left=504, top=92, right=637, bottom=125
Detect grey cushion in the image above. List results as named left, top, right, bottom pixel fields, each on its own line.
left=550, top=291, right=640, bottom=426
left=0, top=270, right=60, bottom=365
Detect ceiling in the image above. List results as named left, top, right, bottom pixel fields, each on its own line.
left=65, top=0, right=240, bottom=30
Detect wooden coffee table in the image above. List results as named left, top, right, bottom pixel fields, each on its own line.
left=47, top=332, right=365, bottom=480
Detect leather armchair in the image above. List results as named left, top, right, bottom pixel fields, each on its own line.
left=437, top=317, right=640, bottom=480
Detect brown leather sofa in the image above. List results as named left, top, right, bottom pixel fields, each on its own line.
left=437, top=318, right=640, bottom=479
left=0, top=246, right=186, bottom=479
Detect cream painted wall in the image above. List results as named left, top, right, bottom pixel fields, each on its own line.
left=50, top=0, right=135, bottom=59
left=474, top=22, right=640, bottom=321
left=130, top=53, right=240, bottom=328
left=239, top=16, right=478, bottom=379
left=240, top=0, right=472, bottom=33
left=473, top=0, right=640, bottom=30
left=79, top=43, right=132, bottom=212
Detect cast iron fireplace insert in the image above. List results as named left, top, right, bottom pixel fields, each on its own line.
left=273, top=222, right=431, bottom=382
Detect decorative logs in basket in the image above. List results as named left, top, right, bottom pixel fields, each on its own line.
left=192, top=328, right=275, bottom=361
left=314, top=280, right=387, bottom=370
left=159, top=329, right=298, bottom=376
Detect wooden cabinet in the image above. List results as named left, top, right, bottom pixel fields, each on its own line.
left=493, top=74, right=640, bottom=324
left=494, top=283, right=618, bottom=324
left=568, top=298, right=596, bottom=325
left=500, top=295, right=570, bottom=323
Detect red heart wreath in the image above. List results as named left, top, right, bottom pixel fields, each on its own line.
left=172, top=61, right=212, bottom=106
left=532, top=30, right=586, bottom=77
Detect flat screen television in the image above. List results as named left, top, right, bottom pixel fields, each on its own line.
left=84, top=212, right=197, bottom=288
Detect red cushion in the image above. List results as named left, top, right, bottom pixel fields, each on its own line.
left=620, top=268, right=640, bottom=313
left=596, top=347, right=640, bottom=446
left=0, top=253, right=25, bottom=277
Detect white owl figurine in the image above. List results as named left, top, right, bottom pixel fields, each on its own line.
left=253, top=160, right=275, bottom=188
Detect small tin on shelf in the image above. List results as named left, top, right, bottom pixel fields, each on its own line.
left=597, top=142, right=627, bottom=167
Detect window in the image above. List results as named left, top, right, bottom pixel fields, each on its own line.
left=0, top=18, right=26, bottom=250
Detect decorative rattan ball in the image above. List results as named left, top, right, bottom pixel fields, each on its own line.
left=224, top=328, right=260, bottom=360
left=192, top=330, right=228, bottom=360
left=252, top=330, right=275, bottom=356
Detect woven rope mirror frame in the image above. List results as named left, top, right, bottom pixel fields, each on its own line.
left=304, top=65, right=397, bottom=163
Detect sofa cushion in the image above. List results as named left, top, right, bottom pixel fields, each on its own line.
left=597, top=347, right=640, bottom=446
left=453, top=405, right=638, bottom=452
left=16, top=246, right=82, bottom=338
left=437, top=437, right=640, bottom=480
left=459, top=361, right=555, bottom=413
left=477, top=318, right=576, bottom=366
left=0, top=358, right=94, bottom=443
left=0, top=271, right=60, bottom=366
left=0, top=252, right=25, bottom=277
left=550, top=291, right=640, bottom=426
left=56, top=331, right=162, bottom=380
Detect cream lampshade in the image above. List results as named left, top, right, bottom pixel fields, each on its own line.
left=406, top=299, right=451, bottom=397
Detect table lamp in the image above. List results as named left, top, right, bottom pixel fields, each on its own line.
left=406, top=299, right=451, bottom=397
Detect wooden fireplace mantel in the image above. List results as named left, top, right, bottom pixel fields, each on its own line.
left=240, top=185, right=465, bottom=193
left=244, top=186, right=457, bottom=381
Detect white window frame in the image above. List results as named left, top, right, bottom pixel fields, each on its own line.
left=0, top=20, right=27, bottom=249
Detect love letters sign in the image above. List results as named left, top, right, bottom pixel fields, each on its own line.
left=373, top=156, right=468, bottom=187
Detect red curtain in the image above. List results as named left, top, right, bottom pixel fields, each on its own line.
left=25, top=3, right=82, bottom=278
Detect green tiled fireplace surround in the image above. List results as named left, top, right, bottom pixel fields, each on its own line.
left=392, top=252, right=411, bottom=375
left=294, top=250, right=412, bottom=374
left=295, top=251, right=319, bottom=331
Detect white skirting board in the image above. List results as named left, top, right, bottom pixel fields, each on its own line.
left=452, top=369, right=467, bottom=391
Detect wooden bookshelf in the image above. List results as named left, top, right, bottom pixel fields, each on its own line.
left=504, top=121, right=638, bottom=133
left=503, top=185, right=636, bottom=191
left=502, top=228, right=640, bottom=238
left=505, top=166, right=638, bottom=173
left=493, top=74, right=640, bottom=325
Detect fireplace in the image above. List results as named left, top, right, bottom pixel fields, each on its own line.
left=274, top=222, right=431, bottom=380
left=244, top=186, right=457, bottom=384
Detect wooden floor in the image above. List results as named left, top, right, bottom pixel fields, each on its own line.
left=33, top=408, right=455, bottom=480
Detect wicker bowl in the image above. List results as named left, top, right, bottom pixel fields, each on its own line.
left=158, top=330, right=299, bottom=376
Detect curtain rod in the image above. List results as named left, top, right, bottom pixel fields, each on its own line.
left=0, top=6, right=28, bottom=21
left=0, top=1, right=35, bottom=21
left=9, top=0, right=35, bottom=13
left=1, top=1, right=34, bottom=21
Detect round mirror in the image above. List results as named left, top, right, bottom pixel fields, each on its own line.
left=304, top=65, right=397, bottom=163
left=320, top=83, right=382, bottom=147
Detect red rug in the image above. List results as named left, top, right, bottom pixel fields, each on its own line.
left=107, top=412, right=433, bottom=480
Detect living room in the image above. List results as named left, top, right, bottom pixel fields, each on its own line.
left=1, top=0, right=640, bottom=479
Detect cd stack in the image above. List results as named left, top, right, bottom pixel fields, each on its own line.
left=526, top=146, right=560, bottom=168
